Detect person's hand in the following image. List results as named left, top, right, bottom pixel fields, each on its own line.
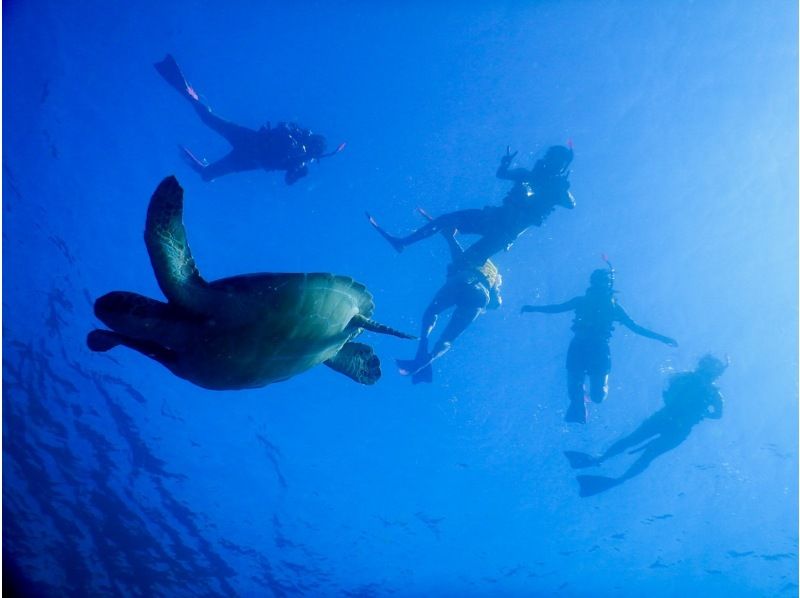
left=520, top=305, right=534, bottom=314
left=501, top=145, right=518, bottom=164
left=663, top=337, right=679, bottom=348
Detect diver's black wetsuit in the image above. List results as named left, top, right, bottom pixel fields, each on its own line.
left=396, top=210, right=502, bottom=383
left=368, top=146, right=575, bottom=269
left=565, top=358, right=725, bottom=496
left=155, top=54, right=326, bottom=185
left=522, top=271, right=677, bottom=423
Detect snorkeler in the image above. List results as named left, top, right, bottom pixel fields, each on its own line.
left=367, top=145, right=575, bottom=269
left=520, top=261, right=678, bottom=424
left=564, top=354, right=727, bottom=496
left=395, top=208, right=502, bottom=383
left=154, top=54, right=344, bottom=184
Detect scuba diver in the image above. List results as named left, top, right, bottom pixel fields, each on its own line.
left=367, top=145, right=576, bottom=270
left=520, top=260, right=678, bottom=424
left=396, top=208, right=503, bottom=383
left=154, top=54, right=344, bottom=185
left=564, top=354, right=727, bottom=497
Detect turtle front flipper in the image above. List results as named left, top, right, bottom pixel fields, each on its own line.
left=325, top=342, right=381, bottom=385
left=144, top=176, right=209, bottom=312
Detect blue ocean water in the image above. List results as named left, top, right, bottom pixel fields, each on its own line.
left=4, top=1, right=797, bottom=595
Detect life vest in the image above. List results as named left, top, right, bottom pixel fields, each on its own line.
left=571, top=293, right=617, bottom=340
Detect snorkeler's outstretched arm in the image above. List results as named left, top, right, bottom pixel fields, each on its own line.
left=616, top=306, right=678, bottom=346
left=496, top=146, right=530, bottom=182
left=520, top=297, right=580, bottom=314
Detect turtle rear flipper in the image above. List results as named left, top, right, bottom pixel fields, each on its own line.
left=350, top=314, right=415, bottom=339
left=325, top=342, right=381, bottom=385
left=144, top=176, right=210, bottom=312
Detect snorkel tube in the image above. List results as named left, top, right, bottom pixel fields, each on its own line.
left=317, top=142, right=347, bottom=160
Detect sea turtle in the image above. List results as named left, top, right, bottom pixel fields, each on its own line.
left=87, top=176, right=412, bottom=389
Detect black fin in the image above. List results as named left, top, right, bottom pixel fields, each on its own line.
left=576, top=475, right=619, bottom=497
left=411, top=363, right=433, bottom=384
left=564, top=451, right=598, bottom=470
left=154, top=54, right=190, bottom=94
left=366, top=212, right=404, bottom=253
left=396, top=358, right=433, bottom=384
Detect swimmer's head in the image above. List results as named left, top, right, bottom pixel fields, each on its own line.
left=537, top=144, right=573, bottom=176
left=589, top=268, right=614, bottom=291
left=697, top=354, right=729, bottom=380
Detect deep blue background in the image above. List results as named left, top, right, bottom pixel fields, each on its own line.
left=4, top=1, right=798, bottom=595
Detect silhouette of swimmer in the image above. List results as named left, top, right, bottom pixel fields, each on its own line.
left=521, top=262, right=677, bottom=424
left=564, top=354, right=727, bottom=497
left=395, top=208, right=502, bottom=383
left=154, top=54, right=344, bottom=184
left=367, top=145, right=575, bottom=269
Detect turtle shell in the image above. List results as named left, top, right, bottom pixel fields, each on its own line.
left=170, top=272, right=376, bottom=389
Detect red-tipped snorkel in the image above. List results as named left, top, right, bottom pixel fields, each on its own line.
left=601, top=253, right=615, bottom=287
left=318, top=142, right=347, bottom=160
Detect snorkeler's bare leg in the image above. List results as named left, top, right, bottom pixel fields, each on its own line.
left=428, top=304, right=484, bottom=361
left=368, top=209, right=491, bottom=253
left=458, top=233, right=518, bottom=270
left=398, top=285, right=458, bottom=375
left=588, top=372, right=609, bottom=404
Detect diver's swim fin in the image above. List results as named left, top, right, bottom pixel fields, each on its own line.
left=180, top=146, right=207, bottom=168
left=576, top=475, right=619, bottom=497
left=179, top=146, right=211, bottom=180
left=155, top=54, right=199, bottom=100
left=564, top=399, right=588, bottom=424
left=412, top=363, right=433, bottom=384
left=563, top=451, right=599, bottom=470
left=365, top=212, right=404, bottom=253
left=87, top=329, right=122, bottom=352
left=396, top=357, right=434, bottom=384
